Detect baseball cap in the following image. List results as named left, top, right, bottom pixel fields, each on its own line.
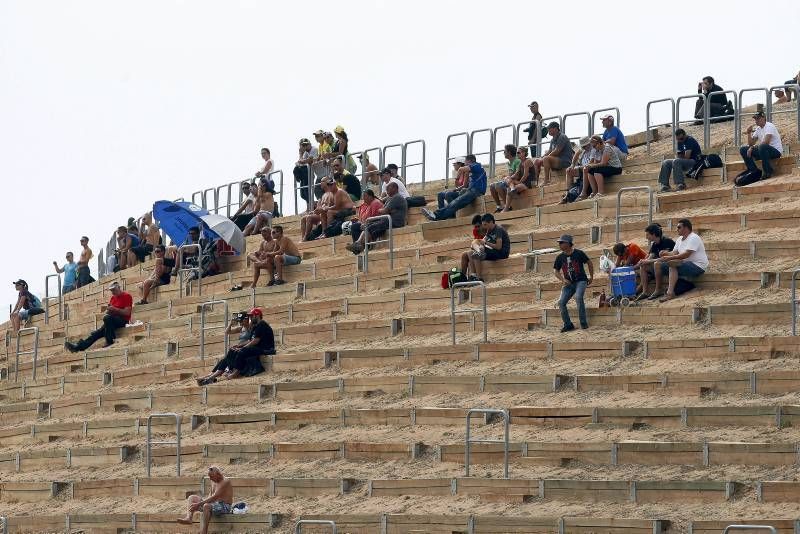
left=109, top=281, right=121, bottom=290
left=313, top=129, right=324, bottom=135
left=579, top=136, right=591, bottom=148
left=600, top=114, right=614, bottom=121
left=453, top=157, right=466, bottom=164
left=556, top=234, right=574, bottom=245
left=334, top=125, right=345, bottom=134
left=379, top=167, right=392, bottom=175
left=248, top=307, right=263, bottom=317
left=752, top=111, right=766, bottom=119
left=299, top=138, right=311, bottom=145
left=12, top=279, right=27, bottom=287
left=547, top=121, right=560, bottom=129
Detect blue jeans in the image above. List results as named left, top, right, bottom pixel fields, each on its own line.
left=433, top=188, right=480, bottom=220
left=437, top=190, right=460, bottom=209
left=559, top=281, right=588, bottom=328
left=740, top=143, right=782, bottom=176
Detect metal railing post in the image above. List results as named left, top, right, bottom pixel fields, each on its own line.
left=767, top=83, right=800, bottom=141
left=445, top=132, right=469, bottom=188
left=177, top=244, right=203, bottom=298
left=191, top=190, right=203, bottom=207
left=382, top=143, right=405, bottom=183
left=465, top=408, right=510, bottom=478
left=402, top=139, right=426, bottom=187
left=449, top=281, right=487, bottom=345
left=615, top=186, right=653, bottom=242
left=736, top=88, right=770, bottom=145
left=562, top=112, right=592, bottom=145
left=468, top=128, right=494, bottom=178
left=516, top=120, right=542, bottom=158
left=491, top=124, right=515, bottom=178
left=199, top=300, right=229, bottom=360
left=268, top=169, right=284, bottom=216
left=675, top=93, right=706, bottom=147
left=0, top=515, right=6, bottom=534
left=646, top=98, right=676, bottom=154
left=146, top=413, right=182, bottom=477
left=362, top=214, right=393, bottom=274
left=591, top=107, right=621, bottom=134
left=295, top=520, right=337, bottom=534
left=703, top=90, right=737, bottom=151
left=792, top=269, right=800, bottom=336
left=723, top=526, right=777, bottom=534
left=15, top=326, right=39, bottom=382
left=44, top=274, right=62, bottom=324
left=354, top=146, right=382, bottom=187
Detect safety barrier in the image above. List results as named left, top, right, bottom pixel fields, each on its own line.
left=465, top=408, right=510, bottom=478
left=362, top=215, right=393, bottom=274
left=199, top=300, right=229, bottom=360
left=615, top=186, right=653, bottom=242
left=44, top=273, right=62, bottom=325
left=177, top=243, right=203, bottom=298
left=646, top=98, right=676, bottom=154
left=146, top=413, right=182, bottom=477
left=445, top=132, right=469, bottom=188
left=449, top=281, right=487, bottom=345
left=468, top=128, right=494, bottom=179
left=14, top=326, right=39, bottom=382
left=723, top=526, right=777, bottom=534
left=353, top=146, right=383, bottom=187
left=0, top=516, right=5, bottom=534
left=767, top=83, right=800, bottom=140
left=491, top=124, right=516, bottom=178
left=295, top=520, right=337, bottom=534
left=402, top=139, right=426, bottom=186
left=563, top=111, right=592, bottom=145
left=792, top=269, right=800, bottom=336
left=591, top=107, right=621, bottom=134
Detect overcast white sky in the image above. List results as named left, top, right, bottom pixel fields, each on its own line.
left=1, top=0, right=798, bottom=313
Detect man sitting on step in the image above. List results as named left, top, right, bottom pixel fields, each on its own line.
left=347, top=181, right=407, bottom=254
left=65, top=281, right=132, bottom=351
left=650, top=218, right=708, bottom=303
left=739, top=111, right=783, bottom=180
left=198, top=307, right=273, bottom=381
left=177, top=466, right=233, bottom=532
left=438, top=157, right=469, bottom=210
left=659, top=129, right=703, bottom=192
left=422, top=154, right=486, bottom=221
left=463, top=213, right=510, bottom=282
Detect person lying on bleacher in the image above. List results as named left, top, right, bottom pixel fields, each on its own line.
left=177, top=465, right=234, bottom=530
left=249, top=227, right=279, bottom=287
left=740, top=111, right=783, bottom=180
left=659, top=129, right=702, bottom=192
left=422, top=154, right=486, bottom=221
left=463, top=214, right=510, bottom=282
left=114, top=226, right=140, bottom=271
left=65, top=281, right=132, bottom=351
left=300, top=178, right=335, bottom=241
left=635, top=223, right=676, bottom=301
left=242, top=178, right=276, bottom=236
left=613, top=242, right=647, bottom=267
left=10, top=279, right=44, bottom=333
left=650, top=218, right=707, bottom=303
left=196, top=313, right=251, bottom=386
left=346, top=180, right=407, bottom=255
left=598, top=114, right=628, bottom=163
left=265, top=225, right=301, bottom=285
left=438, top=157, right=468, bottom=210
left=498, top=146, right=535, bottom=213
left=137, top=245, right=173, bottom=304
left=532, top=122, right=574, bottom=186
left=52, top=251, right=78, bottom=294
left=76, top=236, right=95, bottom=288
left=201, top=307, right=273, bottom=382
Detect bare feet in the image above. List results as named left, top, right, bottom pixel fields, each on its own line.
left=658, top=293, right=676, bottom=303
left=177, top=517, right=193, bottom=525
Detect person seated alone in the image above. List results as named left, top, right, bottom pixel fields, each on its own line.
left=463, top=213, right=510, bottom=282
left=263, top=225, right=301, bottom=286
left=177, top=466, right=233, bottom=532
left=196, top=312, right=251, bottom=385
left=422, top=155, right=486, bottom=221
left=635, top=223, right=676, bottom=300
left=10, top=279, right=44, bottom=333
left=243, top=178, right=276, bottom=236
left=694, top=76, right=734, bottom=123
left=198, top=307, right=274, bottom=381
left=65, top=281, right=132, bottom=351
left=584, top=135, right=622, bottom=198
left=52, top=251, right=78, bottom=294
left=658, top=129, right=702, bottom=192
left=349, top=189, right=384, bottom=245
left=248, top=227, right=279, bottom=287
left=612, top=242, right=647, bottom=267
left=651, top=218, right=708, bottom=303
left=532, top=121, right=574, bottom=186
left=740, top=111, right=783, bottom=180
left=439, top=157, right=469, bottom=210
left=495, top=146, right=535, bottom=212
left=346, top=181, right=407, bottom=254
left=137, top=245, right=173, bottom=304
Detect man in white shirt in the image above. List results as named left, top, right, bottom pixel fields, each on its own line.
left=739, top=111, right=783, bottom=179
left=379, top=168, right=410, bottom=200
left=651, top=218, right=708, bottom=302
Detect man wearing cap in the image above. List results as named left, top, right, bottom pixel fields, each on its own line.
left=740, top=112, right=783, bottom=180
left=438, top=157, right=468, bottom=209
left=230, top=182, right=256, bottom=230
left=10, top=280, right=44, bottom=333
left=220, top=307, right=274, bottom=380
left=177, top=465, right=234, bottom=531
left=533, top=122, right=574, bottom=186
left=422, top=154, right=487, bottom=221
left=553, top=234, right=593, bottom=332
left=294, top=138, right=320, bottom=207
left=522, top=101, right=544, bottom=156
left=52, top=252, right=78, bottom=294
left=599, top=115, right=628, bottom=163
left=76, top=236, right=95, bottom=288
left=658, top=129, right=703, bottom=192
left=379, top=167, right=411, bottom=201
left=65, top=282, right=132, bottom=351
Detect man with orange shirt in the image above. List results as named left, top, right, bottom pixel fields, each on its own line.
left=613, top=242, right=647, bottom=267
left=65, top=281, right=132, bottom=351
left=349, top=189, right=384, bottom=245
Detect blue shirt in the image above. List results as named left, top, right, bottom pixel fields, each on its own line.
left=602, top=126, right=628, bottom=154
left=467, top=162, right=487, bottom=195
left=678, top=136, right=702, bottom=161
left=62, top=262, right=78, bottom=288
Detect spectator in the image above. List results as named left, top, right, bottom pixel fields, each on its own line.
left=349, top=189, right=385, bottom=245
left=740, top=111, right=783, bottom=180
left=230, top=182, right=256, bottom=230
left=379, top=167, right=411, bottom=201
left=254, top=147, right=274, bottom=179
left=243, top=178, right=276, bottom=236
left=331, top=125, right=357, bottom=174
left=300, top=178, right=335, bottom=241
left=359, top=152, right=380, bottom=186
left=248, top=227, right=279, bottom=287
left=694, top=76, right=734, bottom=122
left=384, top=162, right=426, bottom=208
left=196, top=312, right=252, bottom=385
left=651, top=218, right=707, bottom=302
left=10, top=280, right=44, bottom=333
left=497, top=146, right=535, bottom=212
left=115, top=226, right=139, bottom=271
left=331, top=157, right=362, bottom=202
left=131, top=212, right=161, bottom=263
left=422, top=155, right=486, bottom=221
left=386, top=163, right=403, bottom=183
left=553, top=234, right=593, bottom=332
left=266, top=225, right=301, bottom=285
left=459, top=214, right=486, bottom=275
left=635, top=223, right=676, bottom=301
left=293, top=138, right=319, bottom=207
left=612, top=242, right=647, bottom=267
left=173, top=226, right=206, bottom=268
left=489, top=145, right=520, bottom=211
left=347, top=180, right=407, bottom=254
left=599, top=114, right=628, bottom=162
left=177, top=466, right=234, bottom=531
left=774, top=70, right=800, bottom=103
left=315, top=129, right=332, bottom=157
left=137, top=245, right=173, bottom=304
left=76, top=236, right=95, bottom=288
left=318, top=176, right=356, bottom=238
left=463, top=213, right=510, bottom=282
left=65, top=281, right=132, bottom=351
left=659, top=129, right=702, bottom=192
left=532, top=122, right=573, bottom=186
left=52, top=252, right=78, bottom=294
left=439, top=157, right=468, bottom=210
left=522, top=101, right=544, bottom=155
left=584, top=135, right=622, bottom=198
left=565, top=137, right=593, bottom=203
left=215, top=307, right=273, bottom=380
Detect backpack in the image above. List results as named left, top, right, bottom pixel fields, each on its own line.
left=687, top=154, right=723, bottom=180
left=28, top=292, right=42, bottom=310
left=674, top=278, right=696, bottom=296
left=441, top=268, right=467, bottom=289
left=734, top=168, right=762, bottom=187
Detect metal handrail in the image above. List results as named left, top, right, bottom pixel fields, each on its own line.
left=723, top=526, right=777, bottom=534
left=676, top=92, right=706, bottom=148
left=382, top=143, right=405, bottom=183
left=199, top=300, right=229, bottom=360
left=214, top=180, right=241, bottom=218
left=516, top=119, right=542, bottom=158
left=293, top=163, right=315, bottom=215
left=445, top=132, right=469, bottom=187
left=491, top=124, right=516, bottom=178
left=591, top=107, right=621, bottom=133
left=767, top=83, right=800, bottom=141
left=362, top=214, right=393, bottom=274
left=0, top=515, right=5, bottom=534
left=295, top=520, right=337, bottom=534
left=615, top=186, right=653, bottom=242
left=792, top=269, right=800, bottom=336
left=191, top=190, right=203, bottom=207
left=563, top=111, right=592, bottom=144
left=353, top=146, right=382, bottom=187
left=146, top=413, right=181, bottom=477
left=703, top=90, right=737, bottom=150
left=177, top=243, right=204, bottom=297
left=15, top=326, right=39, bottom=382
left=468, top=128, right=494, bottom=179
left=646, top=97, right=676, bottom=154
left=44, top=273, right=62, bottom=324
left=736, top=87, right=770, bottom=145
left=449, top=281, right=487, bottom=345
left=402, top=139, right=426, bottom=186
left=267, top=169, right=284, bottom=216
left=465, top=408, right=509, bottom=478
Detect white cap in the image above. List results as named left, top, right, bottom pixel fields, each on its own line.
left=453, top=157, right=466, bottom=164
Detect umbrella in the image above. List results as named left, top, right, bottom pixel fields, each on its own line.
left=198, top=212, right=245, bottom=253
left=153, top=201, right=245, bottom=253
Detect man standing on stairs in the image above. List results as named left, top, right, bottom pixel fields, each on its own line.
left=76, top=236, right=95, bottom=288
left=739, top=112, right=783, bottom=180
left=553, top=234, right=593, bottom=332
left=658, top=129, right=702, bottom=192
left=65, top=281, right=132, bottom=352
left=421, top=154, right=487, bottom=221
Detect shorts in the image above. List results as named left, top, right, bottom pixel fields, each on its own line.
left=158, top=272, right=171, bottom=285
left=491, top=180, right=509, bottom=191
left=659, top=261, right=705, bottom=278
left=210, top=501, right=232, bottom=516
left=132, top=243, right=154, bottom=263
left=62, top=284, right=76, bottom=294
left=19, top=308, right=44, bottom=320
left=485, top=249, right=509, bottom=262
left=281, top=254, right=301, bottom=266
left=250, top=211, right=273, bottom=226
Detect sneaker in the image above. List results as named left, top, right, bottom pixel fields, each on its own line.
left=136, top=300, right=148, bottom=305
left=104, top=341, right=115, bottom=348
left=560, top=324, right=576, bottom=333
left=64, top=341, right=78, bottom=353
left=494, top=206, right=503, bottom=213
left=467, top=275, right=479, bottom=282
left=345, top=243, right=355, bottom=252
left=580, top=323, right=589, bottom=330
left=421, top=208, right=437, bottom=221
left=274, top=279, right=286, bottom=286
left=676, top=183, right=686, bottom=191
left=659, top=185, right=671, bottom=193
left=647, top=292, right=664, bottom=301
left=764, top=172, right=773, bottom=179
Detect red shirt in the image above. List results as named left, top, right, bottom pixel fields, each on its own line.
left=616, top=243, right=647, bottom=267
left=358, top=198, right=384, bottom=222
left=110, top=292, right=133, bottom=322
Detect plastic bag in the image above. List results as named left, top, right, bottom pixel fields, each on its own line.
left=599, top=253, right=614, bottom=273
left=232, top=502, right=248, bottom=514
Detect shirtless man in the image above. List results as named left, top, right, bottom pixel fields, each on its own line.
left=242, top=179, right=276, bottom=236
left=265, top=225, right=301, bottom=285
left=177, top=466, right=233, bottom=533
left=318, top=178, right=355, bottom=237
left=76, top=236, right=95, bottom=288
left=300, top=178, right=335, bottom=241
left=359, top=151, right=380, bottom=186
left=137, top=245, right=172, bottom=304
left=499, top=146, right=535, bottom=212
left=249, top=227, right=279, bottom=287
left=132, top=212, right=161, bottom=263
left=115, top=226, right=138, bottom=270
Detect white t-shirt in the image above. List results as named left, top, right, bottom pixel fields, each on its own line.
left=673, top=232, right=708, bottom=271
left=260, top=158, right=275, bottom=176
left=754, top=122, right=783, bottom=154
left=243, top=192, right=256, bottom=214
left=381, top=177, right=410, bottom=199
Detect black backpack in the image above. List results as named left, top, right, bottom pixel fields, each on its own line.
left=734, top=168, right=762, bottom=187
left=687, top=154, right=723, bottom=180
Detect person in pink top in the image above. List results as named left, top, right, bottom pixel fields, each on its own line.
left=348, top=189, right=384, bottom=245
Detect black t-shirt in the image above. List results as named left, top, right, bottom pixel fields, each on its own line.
left=649, top=237, right=676, bottom=258
left=554, top=249, right=591, bottom=282
left=336, top=171, right=362, bottom=199
left=250, top=320, right=275, bottom=352
left=485, top=224, right=510, bottom=258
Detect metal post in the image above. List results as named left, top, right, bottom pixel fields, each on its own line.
left=517, top=120, right=543, bottom=158
left=295, top=520, right=337, bottom=534
left=465, top=408, right=510, bottom=478
left=591, top=107, right=621, bottom=134
left=267, top=169, right=284, bottom=216
left=468, top=128, right=494, bottom=177
left=491, top=125, right=516, bottom=178
left=449, top=281, right=487, bottom=345
left=792, top=269, right=800, bottom=336
left=44, top=274, right=62, bottom=325
left=199, top=300, right=229, bottom=360
left=615, top=186, right=653, bottom=242
left=355, top=146, right=382, bottom=187
left=382, top=143, right=405, bottom=183
left=191, top=190, right=203, bottom=207
left=362, top=215, right=393, bottom=274
left=14, top=326, right=39, bottom=382
left=562, top=112, right=592, bottom=145
left=645, top=98, right=676, bottom=154
left=674, top=93, right=706, bottom=147
left=0, top=515, right=6, bottom=534
left=402, top=139, right=426, bottom=187
left=736, top=88, right=770, bottom=145
left=294, top=163, right=314, bottom=215
left=767, top=84, right=800, bottom=141
left=703, top=90, right=737, bottom=151
left=177, top=244, right=203, bottom=298
left=146, top=413, right=182, bottom=477
left=445, top=132, right=469, bottom=187
left=723, top=526, right=777, bottom=534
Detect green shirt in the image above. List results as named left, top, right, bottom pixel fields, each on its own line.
left=507, top=157, right=521, bottom=176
